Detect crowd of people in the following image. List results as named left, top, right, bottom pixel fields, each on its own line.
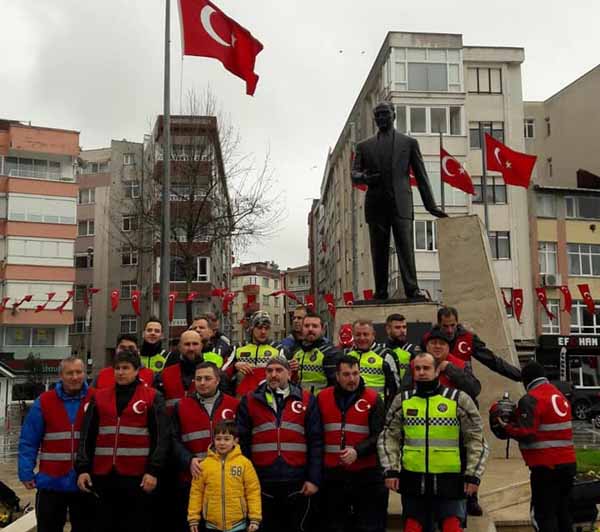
left=18, top=305, right=576, bottom=532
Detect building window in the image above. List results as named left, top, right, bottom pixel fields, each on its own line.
left=389, top=47, right=461, bottom=92
left=123, top=181, right=140, bottom=199
left=467, top=67, right=502, bottom=94
left=412, top=161, right=467, bottom=208
left=170, top=256, right=187, bottom=282
left=541, top=300, right=560, bottom=334
left=4, top=157, right=64, bottom=181
left=538, top=242, right=558, bottom=275
left=121, top=280, right=137, bottom=299
left=5, top=327, right=55, bottom=346
left=75, top=284, right=88, bottom=302
left=120, top=315, right=137, bottom=333
left=472, top=176, right=507, bottom=204
left=121, top=247, right=138, bottom=266
left=122, top=215, right=138, bottom=232
left=262, top=277, right=270, bottom=288
left=70, top=318, right=90, bottom=334
left=396, top=105, right=462, bottom=135
left=414, top=220, right=436, bottom=251
left=77, top=220, right=95, bottom=236
left=567, top=243, right=600, bottom=276
left=469, top=122, right=504, bottom=149
left=75, top=252, right=94, bottom=268
left=565, top=196, right=600, bottom=219
left=524, top=119, right=535, bottom=139
left=419, top=279, right=442, bottom=302
left=570, top=301, right=600, bottom=335
left=547, top=158, right=553, bottom=178
left=78, top=188, right=95, bottom=204
left=123, top=153, right=135, bottom=166
left=274, top=314, right=280, bottom=325
left=274, top=279, right=279, bottom=289
left=488, top=231, right=511, bottom=260
left=537, top=194, right=557, bottom=217
left=262, top=295, right=269, bottom=306
left=197, top=257, right=210, bottom=282
left=545, top=118, right=551, bottom=137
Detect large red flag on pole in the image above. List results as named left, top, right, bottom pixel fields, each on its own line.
left=440, top=148, right=475, bottom=195
left=179, top=0, right=264, bottom=95
left=485, top=134, right=537, bottom=188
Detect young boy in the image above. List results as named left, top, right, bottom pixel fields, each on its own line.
left=188, top=421, right=261, bottom=532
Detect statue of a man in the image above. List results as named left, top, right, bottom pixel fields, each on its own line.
left=351, top=101, right=447, bottom=300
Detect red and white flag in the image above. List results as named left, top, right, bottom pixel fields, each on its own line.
left=179, top=0, right=264, bottom=95
left=168, top=292, right=178, bottom=322
left=186, top=291, right=199, bottom=302
left=512, top=288, right=524, bottom=323
left=111, top=290, right=120, bottom=312
left=13, top=295, right=33, bottom=309
left=131, top=290, right=141, bottom=317
left=323, top=293, right=336, bottom=318
left=440, top=148, right=474, bottom=195
left=0, top=297, right=9, bottom=312
left=343, top=291, right=354, bottom=306
left=485, top=134, right=537, bottom=188
left=56, top=291, right=74, bottom=314
left=535, top=287, right=555, bottom=320
left=35, top=292, right=56, bottom=313
left=363, top=289, right=374, bottom=301
left=559, top=285, right=572, bottom=313
left=578, top=284, right=596, bottom=316
left=304, top=294, right=315, bottom=310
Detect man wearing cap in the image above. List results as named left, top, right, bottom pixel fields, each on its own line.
left=237, top=356, right=323, bottom=532
left=384, top=314, right=415, bottom=387
left=223, top=311, right=284, bottom=397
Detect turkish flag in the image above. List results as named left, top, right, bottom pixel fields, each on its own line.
left=35, top=292, right=57, bottom=313
left=131, top=290, right=141, bottom=317
left=363, top=289, right=374, bottom=301
left=111, top=290, right=120, bottom=312
left=179, top=0, right=263, bottom=95
left=323, top=293, right=336, bottom=318
left=0, top=297, right=9, bottom=312
left=512, top=288, right=523, bottom=323
left=168, top=292, right=178, bottom=322
left=56, top=291, right=74, bottom=314
left=343, top=291, right=354, bottom=306
left=485, top=134, right=537, bottom=188
left=440, top=148, right=474, bottom=195
left=86, top=288, right=100, bottom=308
left=578, top=284, right=596, bottom=315
left=535, top=287, right=555, bottom=320
left=222, top=291, right=237, bottom=314
left=211, top=288, right=225, bottom=297
left=246, top=294, right=256, bottom=305
left=304, top=294, right=315, bottom=310
left=559, top=285, right=572, bottom=313
left=13, top=295, right=33, bottom=309
left=186, top=291, right=199, bottom=302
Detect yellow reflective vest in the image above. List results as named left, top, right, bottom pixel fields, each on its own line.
left=347, top=349, right=385, bottom=399
left=292, top=345, right=331, bottom=395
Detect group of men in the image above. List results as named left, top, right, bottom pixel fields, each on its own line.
left=19, top=305, right=577, bottom=532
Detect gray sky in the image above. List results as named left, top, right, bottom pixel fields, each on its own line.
left=2, top=1, right=599, bottom=270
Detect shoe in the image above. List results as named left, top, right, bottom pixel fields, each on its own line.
left=374, top=292, right=388, bottom=301
left=467, top=494, right=483, bottom=516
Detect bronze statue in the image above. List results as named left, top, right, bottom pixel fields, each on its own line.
left=351, top=101, right=447, bottom=301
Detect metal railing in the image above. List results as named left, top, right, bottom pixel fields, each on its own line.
left=8, top=169, right=74, bottom=182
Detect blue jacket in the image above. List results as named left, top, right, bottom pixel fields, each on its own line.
left=18, top=382, right=89, bottom=492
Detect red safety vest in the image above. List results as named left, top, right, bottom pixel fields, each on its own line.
left=410, top=354, right=466, bottom=390
left=517, top=381, right=576, bottom=468
left=92, top=383, right=157, bottom=476
left=161, top=363, right=196, bottom=413
left=95, top=367, right=154, bottom=390
left=451, top=331, right=474, bottom=362
left=246, top=389, right=311, bottom=468
left=38, top=388, right=91, bottom=477
left=318, top=386, right=378, bottom=471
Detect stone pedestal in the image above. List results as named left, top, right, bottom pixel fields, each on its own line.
left=437, top=215, right=524, bottom=457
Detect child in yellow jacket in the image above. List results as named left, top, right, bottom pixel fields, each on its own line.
left=188, top=421, right=261, bottom=532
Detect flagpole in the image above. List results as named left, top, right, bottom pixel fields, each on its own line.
left=478, top=123, right=490, bottom=229
left=160, top=0, right=172, bottom=337
left=439, top=131, right=445, bottom=211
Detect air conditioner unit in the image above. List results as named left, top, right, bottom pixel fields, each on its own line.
left=541, top=273, right=562, bottom=287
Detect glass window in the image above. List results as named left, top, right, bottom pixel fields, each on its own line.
left=467, top=68, right=502, bottom=94
left=75, top=284, right=87, bottom=301
left=407, top=48, right=427, bottom=61
left=274, top=279, right=279, bottom=289
left=472, top=176, right=507, bottom=205
left=541, top=300, right=560, bottom=334
left=414, top=220, right=436, bottom=251
left=32, top=328, right=54, bottom=346
left=121, top=247, right=138, bottom=266
left=77, top=220, right=94, bottom=236
left=536, top=194, right=557, bottom=217
left=408, top=63, right=448, bottom=91
left=502, top=288, right=514, bottom=318
left=124, top=181, right=140, bottom=199
left=123, top=153, right=135, bottom=165
left=469, top=122, right=504, bottom=149
left=571, top=301, right=600, bottom=335
left=122, top=216, right=138, bottom=232
left=170, top=256, right=187, bottom=282
left=449, top=107, right=461, bottom=135
left=524, top=119, right=535, bottom=139
left=262, top=277, right=269, bottom=288
left=121, top=280, right=137, bottom=299
left=567, top=243, right=600, bottom=276
left=120, top=315, right=137, bottom=333
left=262, top=295, right=269, bottom=306
left=78, top=188, right=95, bottom=204
left=395, top=105, right=407, bottom=134
left=430, top=108, right=447, bottom=134
left=488, top=231, right=511, bottom=259
left=490, top=69, right=502, bottom=93
left=538, top=242, right=557, bottom=275
left=479, top=70, right=490, bottom=92
left=410, top=108, right=427, bottom=133
left=566, top=196, right=600, bottom=219
left=5, top=327, right=30, bottom=346
left=197, top=257, right=210, bottom=282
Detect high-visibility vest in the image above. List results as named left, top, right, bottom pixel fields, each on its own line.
left=234, top=344, right=280, bottom=396
left=95, top=367, right=154, bottom=389
left=292, top=345, right=331, bottom=394
left=38, top=388, right=91, bottom=477
left=161, top=363, right=196, bottom=413
left=140, top=349, right=168, bottom=373
left=318, top=386, right=378, bottom=471
left=390, top=347, right=412, bottom=381
left=92, top=384, right=157, bottom=476
left=346, top=350, right=386, bottom=399
left=246, top=389, right=310, bottom=468
left=401, top=387, right=461, bottom=474
left=517, top=381, right=575, bottom=468
left=203, top=350, right=224, bottom=368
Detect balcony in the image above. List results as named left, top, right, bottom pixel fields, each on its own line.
left=243, top=284, right=260, bottom=296
left=8, top=168, right=74, bottom=182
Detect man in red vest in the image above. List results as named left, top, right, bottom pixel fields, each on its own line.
left=18, top=356, right=93, bottom=532
left=171, top=362, right=239, bottom=531
left=76, top=349, right=170, bottom=532
left=237, top=356, right=323, bottom=532
left=94, top=334, right=154, bottom=389
left=318, top=355, right=386, bottom=532
left=497, top=362, right=576, bottom=532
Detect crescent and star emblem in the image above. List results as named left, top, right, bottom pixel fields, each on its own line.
left=551, top=394, right=568, bottom=417
left=584, top=291, right=592, bottom=299
left=355, top=399, right=370, bottom=413
left=132, top=400, right=147, bottom=415
left=291, top=401, right=305, bottom=414
left=200, top=6, right=236, bottom=48
left=221, top=408, right=234, bottom=420
left=457, top=341, right=469, bottom=355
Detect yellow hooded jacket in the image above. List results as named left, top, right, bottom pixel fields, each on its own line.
left=188, top=444, right=262, bottom=532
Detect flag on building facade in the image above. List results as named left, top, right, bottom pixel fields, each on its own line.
left=485, top=134, right=537, bottom=188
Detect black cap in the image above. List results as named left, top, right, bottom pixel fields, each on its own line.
left=424, top=326, right=451, bottom=346
left=521, top=361, right=545, bottom=387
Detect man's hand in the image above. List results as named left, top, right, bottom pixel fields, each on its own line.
left=22, top=480, right=36, bottom=490
left=77, top=473, right=93, bottom=493
left=190, top=525, right=199, bottom=532
left=300, top=481, right=319, bottom=496
left=247, top=524, right=259, bottom=532
left=385, top=478, right=400, bottom=491
left=235, top=362, right=254, bottom=375
left=438, top=360, right=449, bottom=373
left=428, top=207, right=448, bottom=218
left=140, top=473, right=158, bottom=493
left=465, top=483, right=479, bottom=496
left=339, top=447, right=358, bottom=465
left=190, top=457, right=203, bottom=479
left=289, top=359, right=300, bottom=372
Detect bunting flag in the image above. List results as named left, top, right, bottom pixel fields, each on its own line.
left=35, top=292, right=56, bottom=313
left=222, top=290, right=238, bottom=314
left=512, top=288, right=523, bottom=323
left=269, top=290, right=301, bottom=303
left=363, top=289, right=374, bottom=301
left=578, top=283, right=596, bottom=315
left=343, top=291, right=354, bottom=306
left=211, top=288, right=225, bottom=297
left=186, top=291, right=199, bottom=302
left=501, top=289, right=512, bottom=310
left=535, top=287, right=555, bottom=320
left=111, top=290, right=120, bottom=312
left=559, top=285, right=572, bottom=313
left=0, top=297, right=10, bottom=312
left=13, top=295, right=33, bottom=309
left=246, top=294, right=257, bottom=305
left=56, top=291, right=74, bottom=314
left=304, top=294, right=315, bottom=310
left=83, top=287, right=100, bottom=307
left=168, top=292, right=178, bottom=322
left=131, top=290, right=141, bottom=316
left=323, top=293, right=336, bottom=318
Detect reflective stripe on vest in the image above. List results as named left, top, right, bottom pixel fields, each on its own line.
left=391, top=347, right=412, bottom=380
left=293, top=348, right=328, bottom=394
left=401, top=388, right=461, bottom=474
left=251, top=442, right=307, bottom=453
left=98, top=426, right=149, bottom=436
left=181, top=430, right=211, bottom=443
left=95, top=447, right=150, bottom=456
left=43, top=431, right=81, bottom=440
left=38, top=452, right=73, bottom=461
left=519, top=440, right=574, bottom=450
left=347, top=350, right=385, bottom=399
left=538, top=421, right=572, bottom=431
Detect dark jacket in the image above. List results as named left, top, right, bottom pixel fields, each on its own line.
left=76, top=379, right=170, bottom=477
left=237, top=382, right=323, bottom=486
left=351, top=129, right=437, bottom=222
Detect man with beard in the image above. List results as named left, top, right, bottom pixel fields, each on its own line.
left=140, top=318, right=168, bottom=373
left=384, top=314, right=415, bottom=387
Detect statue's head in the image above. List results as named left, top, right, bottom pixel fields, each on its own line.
left=373, top=101, right=395, bottom=133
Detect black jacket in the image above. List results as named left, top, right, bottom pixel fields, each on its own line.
left=237, top=382, right=323, bottom=486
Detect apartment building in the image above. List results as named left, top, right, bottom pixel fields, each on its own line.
left=310, top=32, right=535, bottom=345
left=284, top=264, right=310, bottom=326
left=0, top=119, right=79, bottom=384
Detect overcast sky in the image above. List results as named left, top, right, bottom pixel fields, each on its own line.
left=2, top=1, right=599, bottom=270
